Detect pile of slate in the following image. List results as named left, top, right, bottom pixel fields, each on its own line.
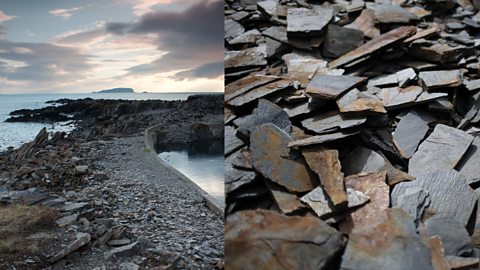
left=225, top=0, right=480, bottom=268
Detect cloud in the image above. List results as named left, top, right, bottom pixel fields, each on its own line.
left=0, top=40, right=94, bottom=83
left=55, top=28, right=106, bottom=44
left=173, top=61, right=223, bottom=81
left=0, top=10, right=16, bottom=22
left=49, top=7, right=84, bottom=19
left=106, top=0, right=223, bottom=80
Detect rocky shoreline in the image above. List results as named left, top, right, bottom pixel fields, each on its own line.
left=0, top=95, right=224, bottom=269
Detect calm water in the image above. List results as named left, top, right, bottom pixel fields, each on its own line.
left=0, top=92, right=205, bottom=150
left=157, top=140, right=225, bottom=208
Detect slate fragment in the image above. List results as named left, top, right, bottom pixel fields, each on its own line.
left=225, top=45, right=267, bottom=70
left=286, top=7, right=333, bottom=37
left=392, top=169, right=477, bottom=227
left=301, top=111, right=367, bottom=134
left=409, top=124, right=474, bottom=177
left=233, top=99, right=291, bottom=138
left=391, top=187, right=430, bottom=226
left=428, top=236, right=450, bottom=270
left=225, top=75, right=280, bottom=102
left=378, top=86, right=447, bottom=110
left=288, top=130, right=359, bottom=148
left=374, top=4, right=418, bottom=24
left=337, top=88, right=386, bottom=114
left=418, top=70, right=463, bottom=90
left=225, top=210, right=344, bottom=270
left=225, top=126, right=244, bottom=156
left=329, top=26, right=416, bottom=68
left=282, top=53, right=327, bottom=85
left=393, top=110, right=433, bottom=159
left=457, top=137, right=480, bottom=185
left=226, top=79, right=294, bottom=107
left=225, top=152, right=257, bottom=194
left=306, top=75, right=366, bottom=99
left=250, top=124, right=317, bottom=193
left=345, top=9, right=380, bottom=38
left=322, top=25, right=364, bottom=58
left=301, top=146, right=347, bottom=206
left=267, top=182, right=305, bottom=214
left=341, top=208, right=434, bottom=270
left=225, top=19, right=245, bottom=40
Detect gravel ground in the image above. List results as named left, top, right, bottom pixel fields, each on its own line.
left=59, top=136, right=224, bottom=270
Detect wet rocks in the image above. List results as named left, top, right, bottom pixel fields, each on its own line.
left=408, top=124, right=474, bottom=177
left=225, top=210, right=344, bottom=270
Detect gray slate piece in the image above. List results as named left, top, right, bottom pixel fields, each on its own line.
left=322, top=25, right=364, bottom=58
left=457, top=137, right=480, bottom=185
left=225, top=152, right=257, bottom=194
left=288, top=130, right=359, bottom=148
left=418, top=70, right=463, bottom=90
left=225, top=19, right=245, bottom=40
left=391, top=187, right=430, bottom=226
left=233, top=99, right=291, bottom=137
left=225, top=126, right=244, bottom=156
left=393, top=110, right=433, bottom=159
left=306, top=75, right=366, bottom=99
left=301, top=111, right=366, bottom=134
left=419, top=217, right=473, bottom=257
left=287, top=7, right=333, bottom=37
left=392, top=169, right=477, bottom=227
left=374, top=4, right=418, bottom=23
left=409, top=124, right=474, bottom=177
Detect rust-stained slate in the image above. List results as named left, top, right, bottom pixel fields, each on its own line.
left=329, top=26, right=416, bottom=68
left=337, top=88, right=386, bottom=114
left=225, top=210, right=344, bottom=270
left=225, top=75, right=280, bottom=101
left=306, top=75, right=367, bottom=99
left=226, top=79, right=294, bottom=107
left=250, top=123, right=317, bottom=192
left=301, top=111, right=367, bottom=134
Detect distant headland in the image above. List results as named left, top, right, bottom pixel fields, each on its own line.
left=93, top=87, right=135, bottom=93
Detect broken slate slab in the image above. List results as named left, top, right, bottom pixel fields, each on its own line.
left=418, top=70, right=463, bottom=90
left=393, top=110, right=433, bottom=159
left=391, top=187, right=430, bottom=227
left=408, top=124, right=474, bottom=177
left=225, top=45, right=267, bottom=70
left=286, top=7, right=333, bottom=37
left=341, top=208, right=434, bottom=270
left=250, top=124, right=317, bottom=192
left=282, top=53, right=327, bottom=86
left=345, top=9, right=380, bottom=39
left=233, top=99, right=291, bottom=138
left=56, top=214, right=78, bottom=227
left=329, top=26, right=416, bottom=68
left=288, top=130, right=359, bottom=148
left=301, top=111, right=366, bottom=134
left=322, top=25, right=364, bottom=58
left=464, top=78, right=480, bottom=91
left=104, top=242, right=140, bottom=261
left=428, top=236, right=450, bottom=270
left=267, top=182, right=304, bottom=214
left=341, top=171, right=389, bottom=232
left=342, top=146, right=414, bottom=186
left=225, top=210, right=344, bottom=270
left=225, top=126, right=243, bottom=156
left=225, top=153, right=257, bottom=194
left=456, top=137, right=480, bottom=185
left=225, top=75, right=280, bottom=102
left=374, top=4, right=418, bottom=24
left=225, top=19, right=245, bottom=40
left=300, top=186, right=369, bottom=218
left=229, top=29, right=261, bottom=45
left=226, top=79, right=294, bottom=107
left=337, top=88, right=386, bottom=114
left=306, top=75, right=366, bottom=99
left=301, top=146, right=347, bottom=206
left=419, top=217, right=473, bottom=257
left=392, top=169, right=477, bottom=227
left=379, top=86, right=447, bottom=110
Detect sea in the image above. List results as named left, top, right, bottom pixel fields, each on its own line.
left=0, top=92, right=204, bottom=151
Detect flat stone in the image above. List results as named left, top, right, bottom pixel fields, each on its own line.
left=408, top=124, right=474, bottom=177
left=301, top=111, right=367, bottom=134
left=104, top=242, right=140, bottom=260
left=342, top=146, right=414, bottom=186
left=226, top=79, right=294, bottom=107
left=49, top=233, right=91, bottom=263
left=250, top=124, right=317, bottom=192
left=231, top=148, right=253, bottom=170
left=233, top=99, right=291, bottom=137
left=282, top=53, right=327, bottom=86
left=267, top=183, right=304, bottom=214
left=457, top=137, right=480, bottom=185
left=107, top=238, right=132, bottom=247
left=341, top=171, right=389, bottom=232
left=464, top=78, right=480, bottom=91
left=306, top=75, right=366, bottom=99
left=262, top=26, right=313, bottom=50
left=225, top=126, right=243, bottom=156
left=458, top=92, right=480, bottom=129
left=225, top=75, right=280, bottom=102
left=446, top=256, right=480, bottom=269
left=329, top=26, right=416, bottom=68
left=56, top=214, right=78, bottom=227
left=341, top=208, right=434, bottom=270
left=404, top=26, right=440, bottom=43
left=379, top=86, right=447, bottom=110
left=61, top=202, right=90, bottom=212
left=409, top=43, right=474, bottom=64
left=419, top=217, right=473, bottom=256
left=374, top=4, right=418, bottom=24
left=288, top=130, right=359, bottom=148
left=229, top=29, right=261, bottom=45
left=392, top=169, right=477, bottom=227
left=225, top=210, right=344, bottom=270
left=418, top=70, right=463, bottom=90
left=225, top=19, right=245, bottom=40
left=322, top=25, right=364, bottom=58
left=345, top=9, right=380, bottom=39
left=225, top=45, right=267, bottom=70
left=75, top=165, right=88, bottom=175
left=225, top=152, right=257, bottom=194
left=391, top=187, right=430, bottom=227
left=283, top=102, right=313, bottom=118
left=300, top=186, right=369, bottom=218
left=257, top=0, right=277, bottom=17
left=286, top=7, right=333, bottom=37
left=229, top=11, right=250, bottom=22
left=393, top=110, right=432, bottom=159
left=428, top=236, right=450, bottom=270
left=337, top=88, right=386, bottom=114
left=301, top=146, right=347, bottom=206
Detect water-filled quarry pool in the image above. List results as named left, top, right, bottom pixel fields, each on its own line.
left=156, top=139, right=225, bottom=208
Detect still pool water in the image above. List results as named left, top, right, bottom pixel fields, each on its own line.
left=157, top=139, right=225, bottom=208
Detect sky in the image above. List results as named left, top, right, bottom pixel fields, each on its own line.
left=0, top=0, right=223, bottom=93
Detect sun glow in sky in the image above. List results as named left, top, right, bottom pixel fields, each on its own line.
left=0, top=0, right=223, bottom=93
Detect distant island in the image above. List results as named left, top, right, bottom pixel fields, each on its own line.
left=93, top=87, right=135, bottom=93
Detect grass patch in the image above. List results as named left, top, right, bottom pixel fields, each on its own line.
left=0, top=204, right=58, bottom=255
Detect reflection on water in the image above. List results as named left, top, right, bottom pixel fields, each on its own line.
left=157, top=139, right=225, bottom=208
